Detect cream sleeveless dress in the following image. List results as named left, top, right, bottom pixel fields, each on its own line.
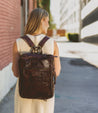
left=14, top=34, right=55, bottom=113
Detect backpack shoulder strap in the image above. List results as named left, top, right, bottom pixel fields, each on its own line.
left=38, top=36, right=50, bottom=48
left=20, top=35, right=35, bottom=47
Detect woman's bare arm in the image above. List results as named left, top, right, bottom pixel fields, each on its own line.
left=54, top=41, right=61, bottom=77
left=12, top=42, right=20, bottom=77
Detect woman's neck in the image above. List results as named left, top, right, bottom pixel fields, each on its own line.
left=32, top=33, right=42, bottom=36
left=31, top=29, right=43, bottom=36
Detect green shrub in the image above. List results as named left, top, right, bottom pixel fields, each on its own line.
left=66, top=33, right=79, bottom=42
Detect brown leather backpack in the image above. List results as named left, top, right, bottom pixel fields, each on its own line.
left=18, top=35, right=56, bottom=99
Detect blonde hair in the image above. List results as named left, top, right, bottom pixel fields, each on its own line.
left=24, top=8, right=49, bottom=35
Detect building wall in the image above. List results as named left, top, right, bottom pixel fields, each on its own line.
left=32, top=0, right=37, bottom=10
left=81, top=0, right=98, bottom=39
left=0, top=0, right=21, bottom=102
left=0, top=0, right=37, bottom=102
left=29, top=0, right=37, bottom=15
left=59, top=0, right=98, bottom=41
left=0, top=0, right=21, bottom=70
left=60, top=0, right=81, bottom=34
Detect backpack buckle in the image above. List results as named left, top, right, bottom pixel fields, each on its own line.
left=30, top=46, right=42, bottom=54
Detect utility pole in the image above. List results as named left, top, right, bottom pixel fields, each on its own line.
left=79, top=0, right=82, bottom=42
left=25, top=0, right=28, bottom=25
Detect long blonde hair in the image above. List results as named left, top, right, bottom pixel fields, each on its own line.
left=24, top=8, right=49, bottom=35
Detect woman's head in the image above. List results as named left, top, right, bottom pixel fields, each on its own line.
left=25, top=8, right=49, bottom=35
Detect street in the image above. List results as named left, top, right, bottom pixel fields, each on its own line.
left=54, top=37, right=98, bottom=113
left=0, top=37, right=98, bottom=113
left=55, top=57, right=98, bottom=113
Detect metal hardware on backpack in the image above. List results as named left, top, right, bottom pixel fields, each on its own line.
left=18, top=35, right=56, bottom=99
left=30, top=46, right=42, bottom=54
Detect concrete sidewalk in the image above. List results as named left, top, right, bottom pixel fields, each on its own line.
left=0, top=86, right=15, bottom=113
left=54, top=36, right=98, bottom=68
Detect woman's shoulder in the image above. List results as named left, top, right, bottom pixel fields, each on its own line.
left=16, top=36, right=26, bottom=44
left=45, top=35, right=55, bottom=42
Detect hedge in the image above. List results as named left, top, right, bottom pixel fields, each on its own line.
left=66, top=33, right=80, bottom=42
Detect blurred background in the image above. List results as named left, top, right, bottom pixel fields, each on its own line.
left=0, top=0, right=98, bottom=113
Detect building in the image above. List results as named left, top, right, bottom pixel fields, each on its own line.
left=81, top=0, right=98, bottom=41
left=60, top=0, right=81, bottom=34
left=0, top=0, right=37, bottom=102
left=59, top=0, right=98, bottom=41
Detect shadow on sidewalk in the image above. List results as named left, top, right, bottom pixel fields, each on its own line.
left=0, top=85, right=15, bottom=113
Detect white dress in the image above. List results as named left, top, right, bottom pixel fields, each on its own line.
left=14, top=34, right=55, bottom=113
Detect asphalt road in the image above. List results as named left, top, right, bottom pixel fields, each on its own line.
left=55, top=57, right=98, bottom=113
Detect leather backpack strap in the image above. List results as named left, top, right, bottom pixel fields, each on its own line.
left=21, top=35, right=35, bottom=47
left=38, top=36, right=50, bottom=48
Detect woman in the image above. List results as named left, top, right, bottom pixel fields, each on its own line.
left=12, top=8, right=61, bottom=113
